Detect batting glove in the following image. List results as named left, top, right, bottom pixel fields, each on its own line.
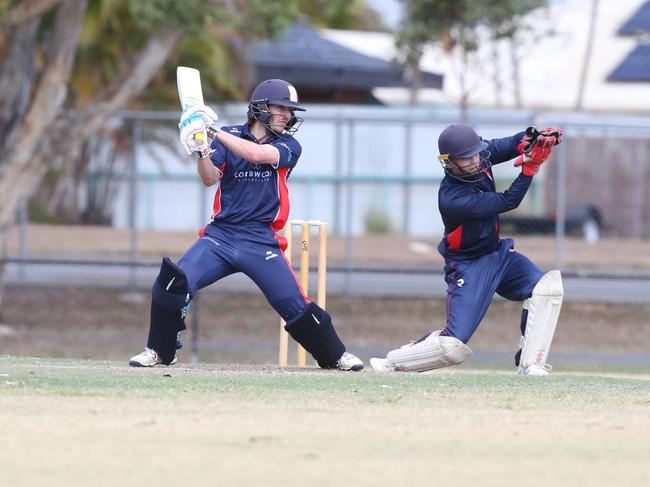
left=179, top=113, right=209, bottom=155
left=180, top=104, right=218, bottom=126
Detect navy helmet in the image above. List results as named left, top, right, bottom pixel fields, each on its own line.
left=437, top=124, right=491, bottom=182
left=248, top=79, right=305, bottom=135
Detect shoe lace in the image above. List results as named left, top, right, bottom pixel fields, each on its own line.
left=144, top=347, right=159, bottom=360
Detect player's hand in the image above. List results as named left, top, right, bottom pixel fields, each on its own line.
left=517, top=127, right=562, bottom=153
left=179, top=112, right=209, bottom=155
left=514, top=154, right=542, bottom=176
left=180, top=104, right=218, bottom=126
left=514, top=127, right=563, bottom=176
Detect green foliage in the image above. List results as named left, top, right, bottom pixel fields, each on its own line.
left=27, top=200, right=68, bottom=224
left=364, top=208, right=393, bottom=234
left=297, top=0, right=386, bottom=31
left=397, top=0, right=547, bottom=56
left=127, top=0, right=200, bottom=30
left=66, top=0, right=388, bottom=109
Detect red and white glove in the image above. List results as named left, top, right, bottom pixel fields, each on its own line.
left=514, top=127, right=563, bottom=176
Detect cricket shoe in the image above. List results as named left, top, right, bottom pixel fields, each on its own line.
left=369, top=357, right=396, bottom=373
left=336, top=352, right=364, bottom=371
left=129, top=347, right=177, bottom=367
left=518, top=363, right=552, bottom=376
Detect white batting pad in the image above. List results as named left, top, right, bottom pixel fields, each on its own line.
left=519, top=270, right=564, bottom=370
left=376, top=330, right=472, bottom=372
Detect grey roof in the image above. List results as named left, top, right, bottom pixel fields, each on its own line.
left=252, top=22, right=443, bottom=89
left=607, top=43, right=650, bottom=81
left=618, top=1, right=650, bottom=35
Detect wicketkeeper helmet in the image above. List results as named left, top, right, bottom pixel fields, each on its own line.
left=438, top=124, right=488, bottom=159
left=437, top=124, right=491, bottom=182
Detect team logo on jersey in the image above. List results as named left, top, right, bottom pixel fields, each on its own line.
left=234, top=170, right=272, bottom=182
left=265, top=250, right=278, bottom=261
left=456, top=278, right=465, bottom=287
left=229, top=127, right=241, bottom=134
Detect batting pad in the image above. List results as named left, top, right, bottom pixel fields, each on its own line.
left=284, top=302, right=345, bottom=369
left=519, top=270, right=564, bottom=369
left=147, top=257, right=190, bottom=364
left=385, top=330, right=472, bottom=372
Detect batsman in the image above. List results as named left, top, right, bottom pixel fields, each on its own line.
left=371, top=124, right=564, bottom=376
left=129, top=78, right=363, bottom=371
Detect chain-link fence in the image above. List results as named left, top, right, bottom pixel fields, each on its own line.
left=4, top=105, right=650, bottom=297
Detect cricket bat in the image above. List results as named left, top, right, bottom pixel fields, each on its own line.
left=176, top=66, right=206, bottom=144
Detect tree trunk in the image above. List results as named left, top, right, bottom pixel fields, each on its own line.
left=42, top=27, right=183, bottom=163
left=0, top=225, right=7, bottom=321
left=575, top=0, right=599, bottom=111
left=509, top=37, right=522, bottom=109
left=491, top=38, right=503, bottom=107
left=0, top=19, right=40, bottom=137
left=0, top=0, right=87, bottom=317
left=0, top=0, right=88, bottom=225
left=0, top=0, right=61, bottom=29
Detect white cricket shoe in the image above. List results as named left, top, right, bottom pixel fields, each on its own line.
left=336, top=352, right=364, bottom=371
left=129, top=347, right=177, bottom=367
left=518, top=363, right=552, bottom=376
left=369, top=357, right=396, bottom=373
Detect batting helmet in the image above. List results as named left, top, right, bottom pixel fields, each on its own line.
left=437, top=124, right=491, bottom=182
left=248, top=79, right=305, bottom=135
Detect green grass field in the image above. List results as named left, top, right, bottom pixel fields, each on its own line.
left=1, top=356, right=649, bottom=487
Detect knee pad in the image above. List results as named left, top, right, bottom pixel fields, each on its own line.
left=284, top=302, right=345, bottom=369
left=385, top=330, right=472, bottom=372
left=147, top=257, right=191, bottom=364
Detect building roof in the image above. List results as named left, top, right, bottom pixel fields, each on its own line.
left=608, top=43, right=650, bottom=81
left=617, top=0, right=650, bottom=35
left=609, top=1, right=650, bottom=81
left=252, top=21, right=443, bottom=90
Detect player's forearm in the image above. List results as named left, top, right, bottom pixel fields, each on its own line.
left=197, top=156, right=219, bottom=186
left=214, top=130, right=279, bottom=165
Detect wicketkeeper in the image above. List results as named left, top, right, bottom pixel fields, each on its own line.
left=371, top=124, right=564, bottom=376
left=129, top=79, right=363, bottom=371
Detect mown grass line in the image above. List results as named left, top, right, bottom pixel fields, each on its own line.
left=2, top=356, right=648, bottom=406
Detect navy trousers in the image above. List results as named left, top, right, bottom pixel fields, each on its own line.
left=177, top=221, right=309, bottom=321
left=440, top=238, right=543, bottom=343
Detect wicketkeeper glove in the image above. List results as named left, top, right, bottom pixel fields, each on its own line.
left=517, top=126, right=563, bottom=154
left=514, top=127, right=563, bottom=176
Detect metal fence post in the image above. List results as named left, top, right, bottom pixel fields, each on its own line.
left=554, top=137, right=568, bottom=271
left=18, top=199, right=27, bottom=281
left=128, top=120, right=140, bottom=292
left=344, top=120, right=355, bottom=294
left=402, top=122, right=412, bottom=235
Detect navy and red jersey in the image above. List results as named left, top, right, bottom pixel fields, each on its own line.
left=437, top=131, right=530, bottom=260
left=205, top=123, right=302, bottom=231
